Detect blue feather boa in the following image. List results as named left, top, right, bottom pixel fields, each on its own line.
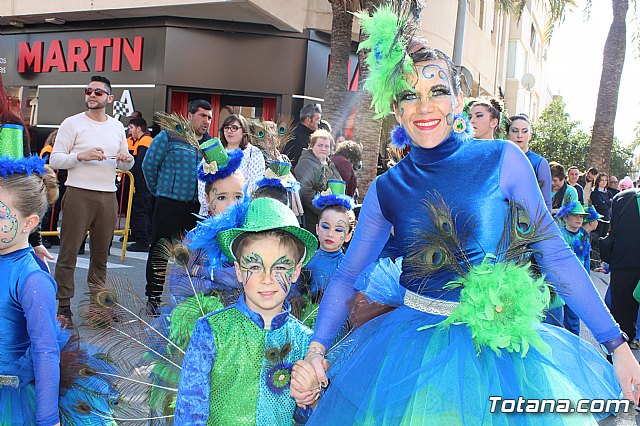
left=389, top=114, right=474, bottom=149
left=255, top=177, right=301, bottom=193
left=312, top=193, right=355, bottom=211
left=186, top=197, right=251, bottom=270
left=197, top=148, right=243, bottom=184
left=0, top=155, right=46, bottom=177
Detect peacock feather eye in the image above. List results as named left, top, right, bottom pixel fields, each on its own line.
left=173, top=245, right=191, bottom=268
left=79, top=367, right=97, bottom=377
left=278, top=126, right=287, bottom=135
left=266, top=347, right=279, bottom=362
left=175, top=124, right=183, bottom=133
left=94, top=289, right=117, bottom=308
left=76, top=402, right=92, bottom=414
left=515, top=208, right=532, bottom=236
left=257, top=130, right=266, bottom=139
left=280, top=343, right=291, bottom=358
left=423, top=248, right=446, bottom=267
left=109, top=398, right=120, bottom=408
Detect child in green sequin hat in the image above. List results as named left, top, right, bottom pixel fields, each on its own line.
left=175, top=197, right=320, bottom=424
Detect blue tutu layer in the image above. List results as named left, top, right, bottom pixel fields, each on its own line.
left=310, top=305, right=620, bottom=425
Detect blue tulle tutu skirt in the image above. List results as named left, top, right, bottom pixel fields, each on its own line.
left=309, top=258, right=621, bottom=425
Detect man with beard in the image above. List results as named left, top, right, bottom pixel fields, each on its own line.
left=578, top=166, right=598, bottom=205
left=50, top=75, right=134, bottom=325
left=142, top=99, right=212, bottom=314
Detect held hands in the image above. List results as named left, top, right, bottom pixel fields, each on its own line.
left=77, top=147, right=106, bottom=161
left=613, top=343, right=640, bottom=404
left=290, top=343, right=330, bottom=409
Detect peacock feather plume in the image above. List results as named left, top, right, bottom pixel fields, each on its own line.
left=155, top=111, right=203, bottom=155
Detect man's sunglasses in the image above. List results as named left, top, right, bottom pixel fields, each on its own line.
left=84, top=87, right=111, bottom=96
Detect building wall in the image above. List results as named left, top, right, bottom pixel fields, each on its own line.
left=2, top=0, right=554, bottom=122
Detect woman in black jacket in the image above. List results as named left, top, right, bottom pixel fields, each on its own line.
left=591, top=172, right=613, bottom=237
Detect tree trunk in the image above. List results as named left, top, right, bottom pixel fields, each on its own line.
left=322, top=0, right=354, bottom=134
left=588, top=0, right=628, bottom=173
left=354, top=0, right=383, bottom=198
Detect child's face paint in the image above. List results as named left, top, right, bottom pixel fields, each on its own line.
left=235, top=235, right=302, bottom=323
left=0, top=190, right=32, bottom=255
left=394, top=60, right=462, bottom=149
left=205, top=174, right=244, bottom=216
left=316, top=209, right=352, bottom=252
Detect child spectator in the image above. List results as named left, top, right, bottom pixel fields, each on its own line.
left=555, top=202, right=591, bottom=336
left=174, top=197, right=320, bottom=424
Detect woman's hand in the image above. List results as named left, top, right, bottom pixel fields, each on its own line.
left=291, top=360, right=320, bottom=408
left=612, top=343, right=640, bottom=404
left=33, top=244, right=54, bottom=270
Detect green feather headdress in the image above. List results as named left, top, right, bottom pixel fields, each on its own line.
left=354, top=1, right=423, bottom=119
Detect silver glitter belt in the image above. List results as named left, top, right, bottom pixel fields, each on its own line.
left=0, top=375, right=20, bottom=389
left=403, top=290, right=459, bottom=316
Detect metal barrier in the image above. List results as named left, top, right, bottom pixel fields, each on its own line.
left=40, top=169, right=135, bottom=261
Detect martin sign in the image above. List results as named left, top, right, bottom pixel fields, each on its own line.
left=18, top=36, right=144, bottom=73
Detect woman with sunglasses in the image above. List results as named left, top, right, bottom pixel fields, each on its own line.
left=219, top=114, right=265, bottom=195
left=289, top=6, right=639, bottom=424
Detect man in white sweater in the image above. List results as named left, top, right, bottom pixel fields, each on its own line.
left=50, top=75, right=134, bottom=325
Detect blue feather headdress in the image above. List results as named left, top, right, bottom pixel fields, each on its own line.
left=186, top=197, right=251, bottom=270
left=0, top=155, right=46, bottom=178
left=312, top=193, right=355, bottom=211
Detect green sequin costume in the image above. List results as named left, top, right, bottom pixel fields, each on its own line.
left=174, top=295, right=313, bottom=425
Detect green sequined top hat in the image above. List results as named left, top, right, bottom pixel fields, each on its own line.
left=584, top=205, right=604, bottom=223
left=217, top=197, right=318, bottom=266
left=326, top=179, right=346, bottom=196
left=196, top=138, right=244, bottom=183
left=256, top=161, right=301, bottom=192
left=555, top=201, right=589, bottom=219
left=0, top=123, right=46, bottom=177
left=0, top=124, right=25, bottom=159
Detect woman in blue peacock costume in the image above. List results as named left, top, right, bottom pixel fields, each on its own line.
left=290, top=3, right=640, bottom=424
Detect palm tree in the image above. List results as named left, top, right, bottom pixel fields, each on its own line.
left=588, top=0, right=630, bottom=173
left=322, top=0, right=360, bottom=134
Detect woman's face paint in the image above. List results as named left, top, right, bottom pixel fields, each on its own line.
left=394, top=60, right=463, bottom=149
left=235, top=235, right=302, bottom=321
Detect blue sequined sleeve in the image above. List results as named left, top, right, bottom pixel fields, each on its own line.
left=18, top=270, right=60, bottom=426
left=175, top=317, right=217, bottom=425
left=500, top=142, right=621, bottom=342
left=312, top=179, right=393, bottom=348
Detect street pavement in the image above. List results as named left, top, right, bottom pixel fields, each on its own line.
left=45, top=236, right=640, bottom=424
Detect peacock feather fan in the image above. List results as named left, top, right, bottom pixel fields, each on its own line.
left=155, top=111, right=203, bottom=155
left=354, top=0, right=423, bottom=119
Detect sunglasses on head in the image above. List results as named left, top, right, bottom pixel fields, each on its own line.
left=84, top=87, right=111, bottom=96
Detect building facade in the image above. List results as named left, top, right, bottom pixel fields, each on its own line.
left=1, top=0, right=553, bottom=149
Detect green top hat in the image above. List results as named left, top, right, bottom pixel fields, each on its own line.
left=326, top=179, right=346, bottom=196
left=584, top=205, right=604, bottom=223
left=555, top=201, right=589, bottom=219
left=0, top=124, right=25, bottom=159
left=200, top=138, right=229, bottom=166
left=217, top=197, right=318, bottom=266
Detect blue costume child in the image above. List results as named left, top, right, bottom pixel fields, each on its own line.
left=555, top=202, right=591, bottom=335
left=303, top=179, right=355, bottom=297
left=175, top=197, right=319, bottom=425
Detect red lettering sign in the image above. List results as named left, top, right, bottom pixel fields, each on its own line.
left=18, top=41, right=43, bottom=72
left=18, top=37, right=144, bottom=73
left=42, top=40, right=67, bottom=72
